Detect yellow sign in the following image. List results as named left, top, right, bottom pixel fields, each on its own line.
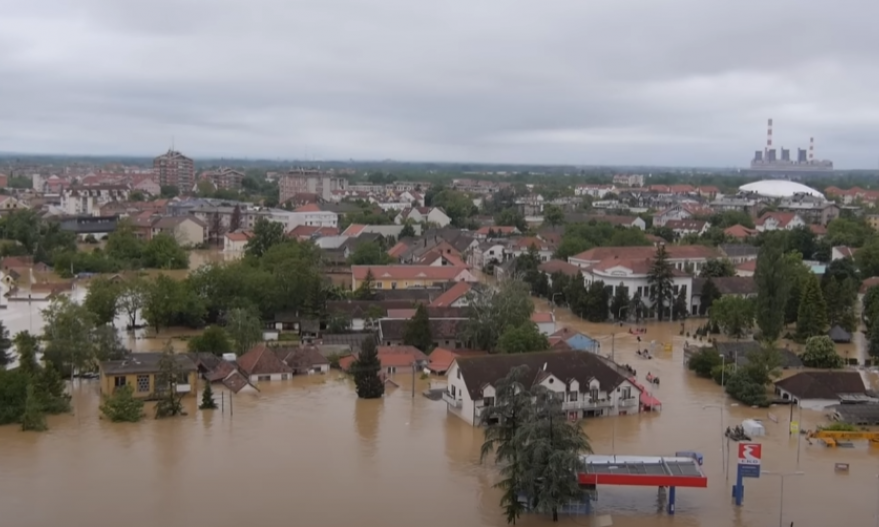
left=790, top=421, right=800, bottom=434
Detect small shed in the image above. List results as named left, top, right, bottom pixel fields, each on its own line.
left=828, top=325, right=852, bottom=343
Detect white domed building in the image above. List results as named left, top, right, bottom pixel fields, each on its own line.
left=738, top=180, right=825, bottom=200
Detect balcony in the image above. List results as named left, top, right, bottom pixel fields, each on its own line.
left=175, top=384, right=192, bottom=394
left=620, top=397, right=638, bottom=407
left=442, top=392, right=462, bottom=408
left=562, top=398, right=612, bottom=411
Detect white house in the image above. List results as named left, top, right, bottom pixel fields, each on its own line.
left=531, top=312, right=556, bottom=335
left=395, top=206, right=452, bottom=227
left=568, top=245, right=718, bottom=275
left=60, top=184, right=130, bottom=216
left=468, top=240, right=508, bottom=269
left=832, top=246, right=856, bottom=261
left=574, top=184, right=616, bottom=198
left=224, top=231, right=252, bottom=252
left=665, top=219, right=709, bottom=238
left=755, top=212, right=805, bottom=232
left=444, top=351, right=642, bottom=426
left=581, top=258, right=694, bottom=314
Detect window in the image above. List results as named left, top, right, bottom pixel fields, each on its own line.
left=483, top=396, right=495, bottom=407
left=282, top=374, right=289, bottom=380
left=258, top=375, right=271, bottom=382
left=391, top=282, right=398, bottom=289
left=589, top=388, right=599, bottom=402
left=114, top=376, right=126, bottom=387
left=622, top=387, right=632, bottom=399
left=136, top=375, right=150, bottom=393
left=375, top=282, right=383, bottom=289
left=457, top=369, right=461, bottom=379
left=387, top=366, right=396, bottom=374
left=569, top=391, right=578, bottom=402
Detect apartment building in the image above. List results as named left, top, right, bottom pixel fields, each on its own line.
left=60, top=185, right=131, bottom=216
left=279, top=169, right=348, bottom=203
left=153, top=149, right=195, bottom=191
left=204, top=168, right=245, bottom=190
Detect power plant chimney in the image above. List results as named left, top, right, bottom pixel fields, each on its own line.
left=766, top=118, right=773, bottom=154
left=809, top=137, right=814, bottom=162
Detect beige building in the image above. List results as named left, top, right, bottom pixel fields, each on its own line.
left=151, top=216, right=206, bottom=247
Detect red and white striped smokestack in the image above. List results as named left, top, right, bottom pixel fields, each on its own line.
left=809, top=137, right=814, bottom=161
left=766, top=118, right=773, bottom=153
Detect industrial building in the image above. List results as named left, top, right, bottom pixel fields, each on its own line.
left=748, top=118, right=833, bottom=175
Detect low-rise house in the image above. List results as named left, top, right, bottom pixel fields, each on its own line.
left=582, top=214, right=646, bottom=230
left=274, top=346, right=331, bottom=374
left=99, top=353, right=198, bottom=399
left=469, top=240, right=508, bottom=269
left=395, top=206, right=452, bottom=227
left=665, top=219, right=709, bottom=238
left=774, top=371, right=872, bottom=410
left=474, top=225, right=520, bottom=239
left=723, top=224, right=757, bottom=240
left=429, top=281, right=473, bottom=307
left=320, top=333, right=377, bottom=355
left=531, top=312, right=556, bottom=335
left=189, top=353, right=258, bottom=394
left=832, top=246, right=856, bottom=261
left=427, top=348, right=487, bottom=375
left=444, top=350, right=643, bottom=426
left=568, top=245, right=717, bottom=274
left=237, top=344, right=293, bottom=382
left=755, top=212, right=805, bottom=232
left=508, top=237, right=555, bottom=261
left=538, top=260, right=583, bottom=285
left=151, top=216, right=206, bottom=247
left=653, top=204, right=711, bottom=227
left=550, top=328, right=599, bottom=352
left=350, top=265, right=477, bottom=291
left=734, top=260, right=756, bottom=277
left=690, top=277, right=757, bottom=315
left=326, top=300, right=413, bottom=330
left=379, top=318, right=466, bottom=349
left=339, top=345, right=429, bottom=375
left=224, top=231, right=252, bottom=252
left=718, top=244, right=759, bottom=264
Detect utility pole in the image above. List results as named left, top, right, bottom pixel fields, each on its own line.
left=411, top=361, right=416, bottom=399
left=762, top=471, right=804, bottom=527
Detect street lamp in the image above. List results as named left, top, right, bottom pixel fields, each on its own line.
left=762, top=471, right=804, bottom=527
left=702, top=404, right=726, bottom=475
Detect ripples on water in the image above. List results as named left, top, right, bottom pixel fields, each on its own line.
left=2, top=294, right=879, bottom=526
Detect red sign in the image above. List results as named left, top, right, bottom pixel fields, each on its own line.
left=737, top=442, right=762, bottom=465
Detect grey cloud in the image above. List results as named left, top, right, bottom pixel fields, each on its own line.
left=1, top=0, right=878, bottom=166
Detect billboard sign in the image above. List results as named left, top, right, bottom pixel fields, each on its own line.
left=737, top=442, right=761, bottom=478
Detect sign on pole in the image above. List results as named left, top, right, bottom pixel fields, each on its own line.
left=737, top=442, right=761, bottom=478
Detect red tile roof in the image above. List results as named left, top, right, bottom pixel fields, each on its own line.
left=475, top=226, right=518, bottom=235
left=570, top=245, right=717, bottom=262
left=226, top=231, right=252, bottom=242
left=756, top=212, right=798, bottom=228
left=809, top=224, right=827, bottom=236
left=351, top=265, right=474, bottom=281
left=538, top=260, right=582, bottom=277
left=237, top=343, right=292, bottom=376
left=860, top=277, right=879, bottom=294
left=339, top=346, right=429, bottom=371
left=430, top=281, right=472, bottom=307
left=342, top=224, right=367, bottom=236
left=387, top=242, right=410, bottom=258
left=428, top=348, right=487, bottom=373
left=724, top=224, right=757, bottom=239
left=736, top=260, right=757, bottom=272
left=294, top=203, right=322, bottom=212
left=531, top=312, right=554, bottom=324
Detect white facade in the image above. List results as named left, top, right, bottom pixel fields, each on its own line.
left=60, top=186, right=130, bottom=216
left=583, top=265, right=694, bottom=312
left=574, top=185, right=616, bottom=198
left=444, top=361, right=641, bottom=427
left=249, top=372, right=288, bottom=383
left=756, top=213, right=805, bottom=232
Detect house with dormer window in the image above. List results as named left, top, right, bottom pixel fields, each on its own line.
left=443, top=351, right=642, bottom=426
left=350, top=265, right=477, bottom=291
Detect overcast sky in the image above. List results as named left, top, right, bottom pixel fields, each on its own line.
left=1, top=1, right=878, bottom=167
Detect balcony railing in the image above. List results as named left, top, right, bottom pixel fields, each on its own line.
left=561, top=398, right=613, bottom=411
left=620, top=397, right=638, bottom=407
left=442, top=392, right=462, bottom=408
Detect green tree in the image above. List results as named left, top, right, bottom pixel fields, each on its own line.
left=699, top=278, right=721, bottom=316
left=647, top=245, right=674, bottom=321
left=118, top=276, right=149, bottom=329
left=687, top=348, right=722, bottom=378
left=402, top=304, right=432, bottom=352
left=796, top=273, right=828, bottom=341
left=864, top=286, right=879, bottom=327
left=14, top=331, right=40, bottom=378
left=352, top=336, right=384, bottom=399
left=0, top=369, right=29, bottom=424
left=465, top=280, right=535, bottom=352
left=154, top=343, right=186, bottom=418
left=497, top=323, right=550, bottom=354
left=84, top=276, right=121, bottom=325
left=100, top=385, right=145, bottom=422
left=824, top=277, right=858, bottom=333
left=495, top=208, right=527, bottom=232
left=609, top=283, right=629, bottom=321
left=399, top=222, right=416, bottom=238
left=0, top=320, right=11, bottom=368
left=245, top=217, right=285, bottom=258
left=143, top=274, right=182, bottom=334
left=230, top=205, right=242, bottom=232
left=188, top=326, right=233, bottom=355
left=856, top=237, right=879, bottom=278
left=33, top=362, right=71, bottom=414
left=580, top=280, right=609, bottom=322
left=20, top=384, right=47, bottom=432
left=673, top=287, right=689, bottom=320
left=93, top=324, right=128, bottom=362
left=699, top=258, right=735, bottom=278
left=143, top=233, right=189, bottom=268
left=801, top=336, right=843, bottom=369
left=105, top=219, right=146, bottom=265
left=869, top=314, right=879, bottom=358
left=354, top=269, right=376, bottom=300
left=826, top=217, right=872, bottom=247
left=348, top=241, right=392, bottom=265
left=754, top=237, right=792, bottom=341
left=199, top=382, right=218, bottom=410
left=522, top=387, right=591, bottom=522
left=41, top=296, right=96, bottom=377
left=543, top=205, right=565, bottom=228
left=783, top=252, right=811, bottom=325
left=709, top=296, right=754, bottom=339
left=225, top=307, right=263, bottom=356
left=480, top=366, right=534, bottom=525
left=160, top=185, right=179, bottom=198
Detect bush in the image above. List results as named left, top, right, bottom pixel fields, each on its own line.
left=100, top=385, right=145, bottom=422
left=724, top=371, right=769, bottom=407
left=687, top=348, right=722, bottom=378
left=710, top=363, right=736, bottom=386
left=801, top=336, right=844, bottom=369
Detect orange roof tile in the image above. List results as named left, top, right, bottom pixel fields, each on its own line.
left=430, top=281, right=472, bottom=307
left=294, top=203, right=322, bottom=212
left=352, top=265, right=475, bottom=281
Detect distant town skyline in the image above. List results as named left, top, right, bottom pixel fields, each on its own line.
left=2, top=1, right=879, bottom=168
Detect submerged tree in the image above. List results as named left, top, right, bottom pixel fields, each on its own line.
left=0, top=320, right=12, bottom=368
left=480, top=366, right=534, bottom=525
left=225, top=307, right=263, bottom=356
left=402, top=303, right=432, bottom=352
left=199, top=381, right=218, bottom=410
left=647, top=245, right=674, bottom=321
left=20, top=384, right=47, bottom=432
left=754, top=238, right=792, bottom=341
left=154, top=343, right=186, bottom=418
left=352, top=335, right=384, bottom=399
left=100, top=385, right=145, bottom=422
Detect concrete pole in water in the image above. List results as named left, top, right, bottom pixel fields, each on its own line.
left=411, top=361, right=415, bottom=399
left=762, top=471, right=804, bottom=527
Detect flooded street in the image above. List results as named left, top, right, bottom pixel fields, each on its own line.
left=2, top=294, right=879, bottom=526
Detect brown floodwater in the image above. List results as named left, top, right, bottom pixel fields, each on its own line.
left=3, top=294, right=879, bottom=526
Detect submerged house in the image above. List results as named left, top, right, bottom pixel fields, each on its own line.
left=444, top=351, right=642, bottom=426
left=99, top=353, right=198, bottom=399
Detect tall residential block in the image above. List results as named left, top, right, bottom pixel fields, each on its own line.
left=153, top=149, right=195, bottom=192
